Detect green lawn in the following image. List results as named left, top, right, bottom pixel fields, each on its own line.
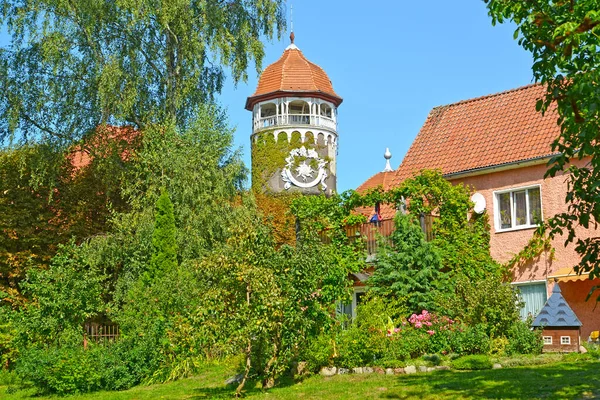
left=2, top=360, right=599, bottom=399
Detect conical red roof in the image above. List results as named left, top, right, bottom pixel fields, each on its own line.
left=245, top=44, right=342, bottom=110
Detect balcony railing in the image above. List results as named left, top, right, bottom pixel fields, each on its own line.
left=254, top=114, right=336, bottom=132
left=344, top=215, right=436, bottom=256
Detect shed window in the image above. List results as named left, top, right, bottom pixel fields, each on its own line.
left=561, top=336, right=571, bottom=345
left=543, top=336, right=552, bottom=345
left=495, top=186, right=542, bottom=231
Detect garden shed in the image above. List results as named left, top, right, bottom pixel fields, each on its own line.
left=532, top=283, right=582, bottom=352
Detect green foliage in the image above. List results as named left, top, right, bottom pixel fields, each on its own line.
left=148, top=189, right=178, bottom=281
left=14, top=339, right=159, bottom=395
left=485, top=1, right=600, bottom=283
left=252, top=132, right=326, bottom=245
left=302, top=332, right=335, bottom=372
left=505, top=227, right=555, bottom=270
left=506, top=321, right=543, bottom=356
left=197, top=210, right=352, bottom=393
left=451, top=354, right=493, bottom=370
left=0, top=142, right=126, bottom=300
left=439, top=274, right=522, bottom=338
left=0, top=0, right=285, bottom=143
left=450, top=324, right=491, bottom=356
left=401, top=170, right=501, bottom=282
left=370, top=213, right=445, bottom=313
left=15, top=242, right=105, bottom=347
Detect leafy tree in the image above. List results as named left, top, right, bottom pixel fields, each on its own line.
left=198, top=208, right=351, bottom=394
left=370, top=213, right=445, bottom=313
left=0, top=0, right=285, bottom=144
left=148, top=189, right=178, bottom=281
left=0, top=139, right=130, bottom=300
left=12, top=242, right=105, bottom=348
left=485, top=1, right=600, bottom=283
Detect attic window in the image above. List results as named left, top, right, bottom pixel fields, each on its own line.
left=494, top=185, right=542, bottom=232
left=561, top=336, right=571, bottom=345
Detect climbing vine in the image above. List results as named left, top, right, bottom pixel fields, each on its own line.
left=504, top=226, right=555, bottom=271
left=251, top=130, right=330, bottom=245
left=292, top=170, right=502, bottom=282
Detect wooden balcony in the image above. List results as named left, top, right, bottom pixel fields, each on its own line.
left=343, top=214, right=435, bottom=257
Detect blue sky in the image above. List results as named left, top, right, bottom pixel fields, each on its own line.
left=219, top=1, right=535, bottom=192
left=0, top=2, right=534, bottom=192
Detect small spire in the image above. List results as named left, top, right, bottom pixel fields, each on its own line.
left=285, top=4, right=298, bottom=50
left=383, top=148, right=393, bottom=172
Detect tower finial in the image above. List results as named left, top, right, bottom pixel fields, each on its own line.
left=383, top=148, right=393, bottom=172
left=290, top=4, right=294, bottom=44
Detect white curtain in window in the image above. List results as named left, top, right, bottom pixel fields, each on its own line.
left=514, top=190, right=527, bottom=226
left=517, top=283, right=547, bottom=321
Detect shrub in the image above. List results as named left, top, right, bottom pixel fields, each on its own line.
left=451, top=355, right=493, bottom=370
left=506, top=320, right=543, bottom=355
left=14, top=336, right=162, bottom=395
left=450, top=324, right=491, bottom=355
left=439, top=275, right=521, bottom=338
left=490, top=337, right=509, bottom=356
left=370, top=214, right=444, bottom=314
left=303, top=332, right=335, bottom=372
left=334, top=326, right=374, bottom=368
left=16, top=346, right=103, bottom=395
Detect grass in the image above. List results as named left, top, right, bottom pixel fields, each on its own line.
left=1, top=359, right=599, bottom=399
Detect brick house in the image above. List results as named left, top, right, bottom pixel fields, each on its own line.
left=356, top=84, right=598, bottom=339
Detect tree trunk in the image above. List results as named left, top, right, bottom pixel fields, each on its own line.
left=235, top=283, right=253, bottom=397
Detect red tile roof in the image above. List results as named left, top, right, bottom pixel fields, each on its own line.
left=69, top=126, right=139, bottom=170
left=245, top=47, right=342, bottom=110
left=391, top=84, right=559, bottom=186
left=355, top=171, right=396, bottom=220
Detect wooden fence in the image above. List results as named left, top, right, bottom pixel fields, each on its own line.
left=83, top=322, right=120, bottom=348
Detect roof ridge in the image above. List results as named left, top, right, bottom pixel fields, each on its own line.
left=280, top=50, right=290, bottom=92
left=433, top=83, right=542, bottom=110
left=298, top=50, right=317, bottom=91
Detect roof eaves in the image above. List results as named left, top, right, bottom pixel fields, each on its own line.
left=443, top=154, right=556, bottom=180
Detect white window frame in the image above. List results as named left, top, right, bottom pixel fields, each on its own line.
left=561, top=336, right=571, bottom=345
left=511, top=280, right=548, bottom=321
left=493, top=184, right=543, bottom=232
left=543, top=336, right=553, bottom=345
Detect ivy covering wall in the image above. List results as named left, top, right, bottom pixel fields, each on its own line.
left=251, top=130, right=330, bottom=245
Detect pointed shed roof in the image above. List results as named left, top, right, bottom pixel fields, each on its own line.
left=532, top=284, right=582, bottom=328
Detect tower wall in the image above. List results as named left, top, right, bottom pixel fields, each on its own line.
left=251, top=128, right=337, bottom=197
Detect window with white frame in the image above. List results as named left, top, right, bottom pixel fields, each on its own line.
left=543, top=336, right=552, bottom=345
left=513, top=281, right=547, bottom=321
left=561, top=336, right=571, bottom=345
left=495, top=186, right=542, bottom=231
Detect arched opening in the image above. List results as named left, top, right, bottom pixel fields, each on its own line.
left=317, top=133, right=325, bottom=146
left=260, top=103, right=276, bottom=118
left=289, top=100, right=310, bottom=125
left=259, top=102, right=277, bottom=129
left=320, top=103, right=333, bottom=118
left=305, top=131, right=315, bottom=144
left=277, top=131, right=288, bottom=144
